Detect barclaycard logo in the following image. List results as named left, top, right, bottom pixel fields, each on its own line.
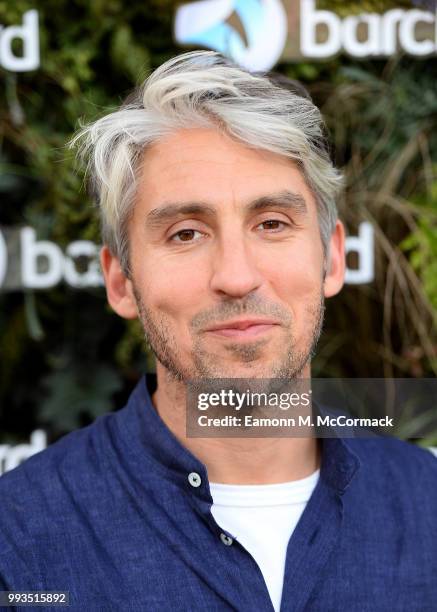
left=174, top=0, right=288, bottom=71
left=175, top=0, right=437, bottom=69
left=0, top=227, right=104, bottom=291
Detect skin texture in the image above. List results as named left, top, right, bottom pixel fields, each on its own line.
left=101, top=127, right=345, bottom=484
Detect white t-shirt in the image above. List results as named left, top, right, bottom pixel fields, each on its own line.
left=210, top=470, right=320, bottom=612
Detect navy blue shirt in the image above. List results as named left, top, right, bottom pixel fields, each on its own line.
left=1, top=374, right=437, bottom=611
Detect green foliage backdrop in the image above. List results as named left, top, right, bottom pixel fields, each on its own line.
left=0, top=1, right=436, bottom=444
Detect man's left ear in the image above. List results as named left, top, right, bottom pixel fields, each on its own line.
left=323, top=220, right=345, bottom=298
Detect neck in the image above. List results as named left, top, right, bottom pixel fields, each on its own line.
left=151, top=362, right=321, bottom=485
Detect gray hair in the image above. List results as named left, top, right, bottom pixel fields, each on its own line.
left=71, top=50, right=342, bottom=276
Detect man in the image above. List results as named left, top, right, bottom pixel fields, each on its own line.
left=0, top=51, right=436, bottom=611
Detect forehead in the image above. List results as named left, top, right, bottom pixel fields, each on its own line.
left=137, top=127, right=316, bottom=213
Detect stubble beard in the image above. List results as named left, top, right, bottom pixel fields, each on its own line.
left=132, top=285, right=325, bottom=384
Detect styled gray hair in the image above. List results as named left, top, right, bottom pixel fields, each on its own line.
left=71, top=50, right=342, bottom=276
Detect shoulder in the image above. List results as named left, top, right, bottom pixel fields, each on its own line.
left=345, top=435, right=437, bottom=498
left=347, top=434, right=437, bottom=467
left=0, top=412, right=115, bottom=555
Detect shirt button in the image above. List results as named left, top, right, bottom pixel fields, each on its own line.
left=188, top=472, right=202, bottom=488
left=220, top=533, right=233, bottom=546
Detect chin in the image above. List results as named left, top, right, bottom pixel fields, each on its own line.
left=206, top=361, right=281, bottom=380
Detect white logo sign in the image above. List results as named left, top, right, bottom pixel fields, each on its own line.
left=175, top=0, right=437, bottom=69
left=20, top=228, right=104, bottom=289
left=301, top=0, right=437, bottom=59
left=175, top=0, right=288, bottom=71
left=0, top=430, right=47, bottom=476
left=0, top=9, right=40, bottom=72
left=344, top=221, right=374, bottom=285
left=0, top=226, right=104, bottom=290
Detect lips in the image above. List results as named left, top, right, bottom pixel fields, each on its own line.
left=206, top=319, right=279, bottom=331
left=205, top=319, right=280, bottom=339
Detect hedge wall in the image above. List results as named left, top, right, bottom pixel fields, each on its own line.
left=0, top=0, right=436, bottom=444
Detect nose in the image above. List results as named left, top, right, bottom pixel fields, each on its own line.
left=209, top=231, right=264, bottom=298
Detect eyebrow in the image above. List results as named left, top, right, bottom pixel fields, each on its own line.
left=145, top=190, right=308, bottom=229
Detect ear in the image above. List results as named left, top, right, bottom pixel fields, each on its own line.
left=323, top=220, right=346, bottom=298
left=100, top=246, right=138, bottom=319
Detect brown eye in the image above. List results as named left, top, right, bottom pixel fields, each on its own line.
left=178, top=230, right=195, bottom=241
left=263, top=220, right=281, bottom=230
left=257, top=219, right=287, bottom=232
left=170, top=229, right=203, bottom=243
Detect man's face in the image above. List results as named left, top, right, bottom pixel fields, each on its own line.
left=119, top=128, right=340, bottom=381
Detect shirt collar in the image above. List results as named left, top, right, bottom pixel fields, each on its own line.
left=113, top=374, right=361, bottom=499
left=113, top=373, right=211, bottom=503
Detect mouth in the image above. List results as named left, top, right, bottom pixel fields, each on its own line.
left=204, top=319, right=280, bottom=340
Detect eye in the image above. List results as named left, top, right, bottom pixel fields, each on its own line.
left=169, top=229, right=204, bottom=243
left=256, top=219, right=289, bottom=232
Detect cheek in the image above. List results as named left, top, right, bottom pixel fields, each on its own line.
left=265, top=240, right=324, bottom=313
left=137, top=256, right=208, bottom=324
